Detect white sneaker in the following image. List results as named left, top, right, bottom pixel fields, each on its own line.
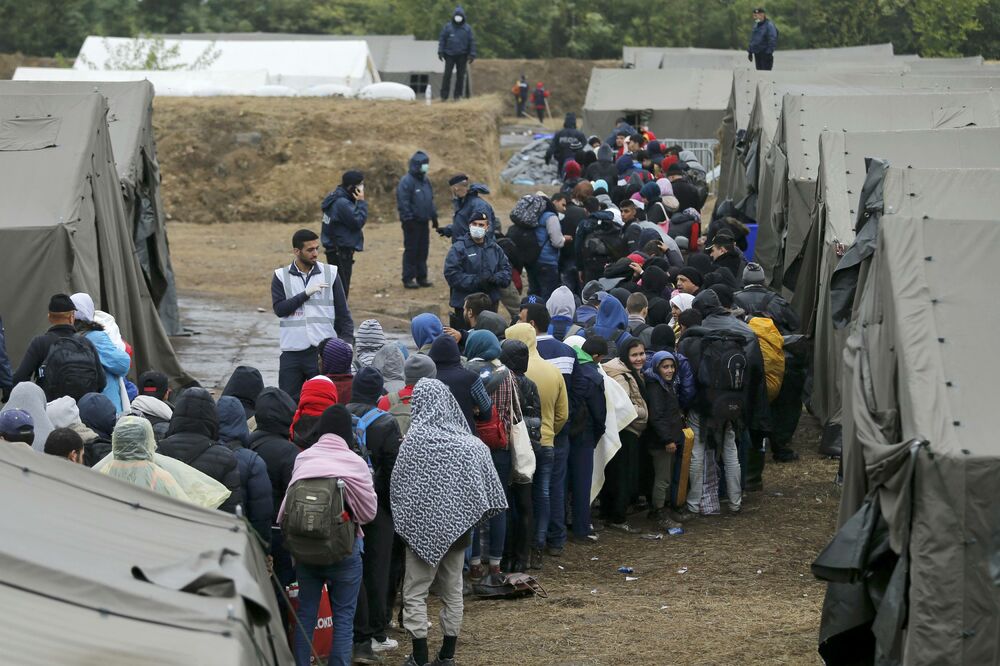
left=372, top=637, right=399, bottom=653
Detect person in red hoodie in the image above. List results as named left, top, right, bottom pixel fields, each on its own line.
left=320, top=337, right=354, bottom=404
left=290, top=376, right=339, bottom=448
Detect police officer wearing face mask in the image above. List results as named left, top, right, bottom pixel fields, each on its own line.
left=438, top=6, right=477, bottom=100
left=397, top=150, right=439, bottom=289
left=443, top=212, right=512, bottom=319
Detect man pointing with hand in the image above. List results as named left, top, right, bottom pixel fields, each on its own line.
left=272, top=229, right=354, bottom=400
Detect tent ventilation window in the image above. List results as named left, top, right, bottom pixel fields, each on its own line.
left=409, top=74, right=430, bottom=95
left=0, top=117, right=61, bottom=151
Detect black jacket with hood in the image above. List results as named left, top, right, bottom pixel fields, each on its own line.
left=221, top=365, right=264, bottom=421
left=396, top=151, right=437, bottom=223
left=78, top=391, right=115, bottom=467
left=346, top=367, right=402, bottom=510
left=546, top=113, right=587, bottom=167
left=248, top=388, right=301, bottom=517
left=586, top=144, right=619, bottom=186
left=499, top=339, right=543, bottom=446
left=159, top=388, right=244, bottom=514
left=428, top=335, right=490, bottom=432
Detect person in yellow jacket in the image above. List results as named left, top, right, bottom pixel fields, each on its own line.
left=505, top=323, right=568, bottom=571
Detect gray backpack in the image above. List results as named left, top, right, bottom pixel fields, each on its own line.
left=281, top=477, right=355, bottom=565
left=386, top=392, right=412, bottom=436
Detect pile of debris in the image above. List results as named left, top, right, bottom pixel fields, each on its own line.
left=500, top=137, right=560, bottom=186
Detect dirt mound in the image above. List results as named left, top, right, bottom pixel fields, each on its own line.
left=473, top=58, right=620, bottom=118
left=0, top=52, right=62, bottom=79
left=153, top=95, right=504, bottom=225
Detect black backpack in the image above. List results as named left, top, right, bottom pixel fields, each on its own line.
left=281, top=477, right=355, bottom=566
left=696, top=332, right=750, bottom=440
left=583, top=221, right=627, bottom=263
left=40, top=335, right=105, bottom=401
left=506, top=224, right=543, bottom=265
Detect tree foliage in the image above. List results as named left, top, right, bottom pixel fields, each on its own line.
left=0, top=0, right=994, bottom=60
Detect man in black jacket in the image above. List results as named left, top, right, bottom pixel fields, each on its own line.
left=159, top=388, right=244, bottom=514
left=665, top=162, right=702, bottom=212
left=347, top=367, right=404, bottom=660
left=427, top=335, right=492, bottom=432
left=546, top=113, right=587, bottom=175
left=12, top=294, right=103, bottom=394
left=568, top=337, right=607, bottom=543
left=734, top=263, right=800, bottom=334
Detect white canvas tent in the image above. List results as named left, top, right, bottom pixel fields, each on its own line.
left=14, top=66, right=270, bottom=96
left=74, top=36, right=380, bottom=94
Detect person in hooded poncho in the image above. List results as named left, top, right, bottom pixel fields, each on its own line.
left=96, top=416, right=231, bottom=508
left=391, top=379, right=506, bottom=666
left=1, top=382, right=54, bottom=453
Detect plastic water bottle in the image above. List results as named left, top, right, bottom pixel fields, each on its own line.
left=425, top=84, right=432, bottom=106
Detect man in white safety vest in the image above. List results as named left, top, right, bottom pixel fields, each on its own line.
left=271, top=229, right=354, bottom=400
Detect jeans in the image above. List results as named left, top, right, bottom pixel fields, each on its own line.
left=754, top=52, right=774, bottom=71
left=546, top=432, right=570, bottom=548
left=649, top=448, right=676, bottom=509
left=472, top=449, right=511, bottom=563
left=531, top=443, right=555, bottom=548
left=325, top=247, right=355, bottom=299
left=568, top=435, right=595, bottom=538
left=687, top=413, right=741, bottom=512
left=401, top=219, right=430, bottom=283
left=279, top=347, right=319, bottom=402
left=560, top=266, right=580, bottom=294
left=294, top=538, right=364, bottom=666
left=526, top=262, right=560, bottom=300
left=441, top=54, right=468, bottom=100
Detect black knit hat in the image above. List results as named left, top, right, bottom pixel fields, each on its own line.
left=317, top=404, right=354, bottom=443
left=351, top=367, right=384, bottom=405
left=677, top=267, right=703, bottom=287
left=48, top=293, right=75, bottom=314
left=341, top=170, right=364, bottom=187
left=448, top=173, right=469, bottom=186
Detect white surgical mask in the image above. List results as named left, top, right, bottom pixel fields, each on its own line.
left=469, top=226, right=487, bottom=239
left=420, top=163, right=430, bottom=173
left=454, top=15, right=464, bottom=23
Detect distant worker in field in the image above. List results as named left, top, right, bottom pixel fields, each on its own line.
left=396, top=150, right=438, bottom=290
left=512, top=74, right=529, bottom=117
left=438, top=6, right=476, bottom=101
left=748, top=7, right=778, bottom=71
left=321, top=170, right=367, bottom=299
left=272, top=229, right=354, bottom=401
left=532, top=82, right=550, bottom=124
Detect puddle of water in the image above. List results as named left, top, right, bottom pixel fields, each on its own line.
left=172, top=295, right=412, bottom=393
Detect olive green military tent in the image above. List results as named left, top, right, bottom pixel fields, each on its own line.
left=813, top=163, right=1000, bottom=665
left=0, top=92, right=191, bottom=385
left=0, top=79, right=182, bottom=335
left=0, top=440, right=292, bottom=664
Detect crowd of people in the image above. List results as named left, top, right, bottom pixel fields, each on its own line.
left=0, top=98, right=807, bottom=666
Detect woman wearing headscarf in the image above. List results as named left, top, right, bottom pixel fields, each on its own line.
left=1, top=382, right=54, bottom=453
left=391, top=379, right=507, bottom=666
left=319, top=337, right=354, bottom=404
left=463, top=330, right=516, bottom=579
left=669, top=292, right=695, bottom=339
left=278, top=404, right=377, bottom=666
left=353, top=319, right=387, bottom=371
left=290, top=377, right=340, bottom=448
left=600, top=338, right=648, bottom=533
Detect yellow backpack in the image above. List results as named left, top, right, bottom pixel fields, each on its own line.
left=748, top=316, right=785, bottom=402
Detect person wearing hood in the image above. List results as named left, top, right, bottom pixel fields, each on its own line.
left=290, top=376, right=341, bottom=448
left=585, top=296, right=633, bottom=358
left=734, top=263, right=800, bottom=334
left=665, top=162, right=702, bottom=213
left=0, top=409, right=35, bottom=449
left=497, top=339, right=540, bottom=573
left=247, top=386, right=301, bottom=608
left=463, top=330, right=517, bottom=579
left=639, top=264, right=670, bottom=313
left=217, top=396, right=273, bottom=547
left=397, top=151, right=439, bottom=289
left=641, top=181, right=672, bottom=225
left=99, top=417, right=190, bottom=499
left=567, top=336, right=607, bottom=543
left=601, top=337, right=649, bottom=533
left=546, top=113, right=587, bottom=173
left=444, top=213, right=512, bottom=318
left=353, top=319, right=387, bottom=372
left=48, top=395, right=101, bottom=449
left=272, top=228, right=354, bottom=402
left=428, top=335, right=492, bottom=433
left=642, top=351, right=690, bottom=530
left=345, top=368, right=403, bottom=662
left=377, top=354, right=437, bottom=439
left=391, top=379, right=505, bottom=666
left=2, top=382, right=54, bottom=454
left=78, top=392, right=116, bottom=465
left=320, top=337, right=354, bottom=404
left=129, top=394, right=173, bottom=441
left=531, top=82, right=550, bottom=124
left=560, top=159, right=584, bottom=194
left=438, top=6, right=476, bottom=100
left=70, top=293, right=131, bottom=414
left=586, top=144, right=618, bottom=187
left=504, top=323, right=568, bottom=570
left=321, top=170, right=368, bottom=298
left=677, top=290, right=769, bottom=515
left=440, top=175, right=498, bottom=242
left=158, top=387, right=243, bottom=514
left=372, top=343, right=406, bottom=395
left=221, top=366, right=264, bottom=423
left=575, top=280, right=604, bottom=326
left=411, top=313, right=444, bottom=354
left=279, top=404, right=377, bottom=666
left=545, top=286, right=577, bottom=341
